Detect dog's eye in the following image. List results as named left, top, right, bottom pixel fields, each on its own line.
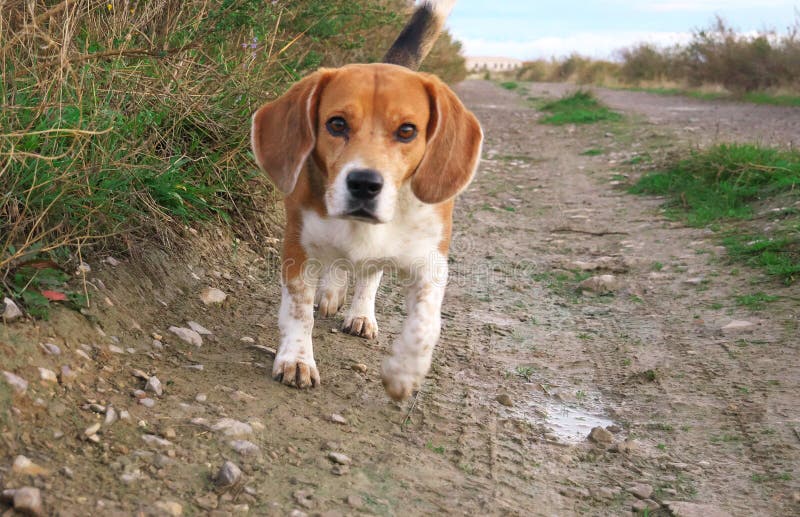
left=396, top=123, right=417, bottom=143
left=326, top=117, right=349, bottom=137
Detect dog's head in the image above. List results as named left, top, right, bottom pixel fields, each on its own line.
left=251, top=63, right=482, bottom=223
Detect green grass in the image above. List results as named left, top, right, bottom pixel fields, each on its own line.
left=622, top=86, right=800, bottom=107
left=735, top=292, right=780, bottom=310
left=539, top=91, right=622, bottom=125
left=631, top=144, right=800, bottom=284
left=581, top=148, right=605, bottom=156
left=500, top=81, right=519, bottom=90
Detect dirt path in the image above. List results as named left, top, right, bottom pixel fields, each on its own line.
left=2, top=81, right=799, bottom=516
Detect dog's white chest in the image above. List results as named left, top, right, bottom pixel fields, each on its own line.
left=300, top=194, right=442, bottom=267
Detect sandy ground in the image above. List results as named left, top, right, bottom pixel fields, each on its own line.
left=1, top=81, right=799, bottom=516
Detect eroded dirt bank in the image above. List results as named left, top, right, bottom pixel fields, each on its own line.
left=1, top=81, right=798, bottom=516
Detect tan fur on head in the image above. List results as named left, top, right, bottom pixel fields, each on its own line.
left=250, top=64, right=482, bottom=210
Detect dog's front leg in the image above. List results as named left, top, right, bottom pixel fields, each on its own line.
left=273, top=241, right=320, bottom=388
left=381, top=259, right=448, bottom=401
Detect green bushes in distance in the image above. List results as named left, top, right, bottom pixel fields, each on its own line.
left=512, top=17, right=800, bottom=104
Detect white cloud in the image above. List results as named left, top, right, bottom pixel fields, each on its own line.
left=632, top=0, right=792, bottom=12
left=459, top=31, right=694, bottom=60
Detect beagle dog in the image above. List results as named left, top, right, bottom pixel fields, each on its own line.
left=250, top=0, right=482, bottom=400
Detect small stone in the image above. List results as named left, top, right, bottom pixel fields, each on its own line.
left=195, top=393, right=207, bottom=403
left=84, top=423, right=101, bottom=437
left=200, top=287, right=227, bottom=305
left=108, top=344, right=125, bottom=354
left=12, top=487, right=43, bottom=516
left=215, top=460, right=243, bottom=488
left=664, top=501, right=730, bottom=517
left=142, top=434, right=173, bottom=448
left=145, top=376, right=163, bottom=396
left=152, top=339, right=163, bottom=349
left=352, top=363, right=367, bottom=373
left=590, top=487, right=618, bottom=500
left=240, top=336, right=255, bottom=344
left=104, top=407, right=118, bottom=426
left=721, top=320, right=755, bottom=334
left=40, top=342, right=61, bottom=355
left=495, top=394, right=514, bottom=407
left=169, top=326, right=203, bottom=347
left=187, top=321, right=212, bottom=335
left=163, top=428, right=177, bottom=439
left=3, top=370, right=28, bottom=394
left=154, top=501, right=183, bottom=516
left=12, top=456, right=49, bottom=476
left=61, top=466, right=74, bottom=479
left=211, top=418, right=253, bottom=438
left=330, top=414, right=347, bottom=425
left=59, top=366, right=77, bottom=386
left=195, top=493, right=218, bottom=510
left=579, top=275, right=619, bottom=294
left=132, top=389, right=147, bottom=399
left=684, top=277, right=704, bottom=285
left=632, top=499, right=660, bottom=512
left=588, top=426, right=614, bottom=444
left=104, top=256, right=121, bottom=267
left=2, top=297, right=23, bottom=322
left=119, top=410, right=131, bottom=420
left=628, top=483, right=653, bottom=500
left=140, top=398, right=156, bottom=408
left=331, top=464, right=350, bottom=476
left=38, top=367, right=57, bottom=383
left=327, top=452, right=352, bottom=465
left=229, top=440, right=261, bottom=457
left=87, top=403, right=106, bottom=413
left=293, top=489, right=315, bottom=509
left=559, top=486, right=590, bottom=499
left=76, top=262, right=91, bottom=274
left=346, top=494, right=363, bottom=508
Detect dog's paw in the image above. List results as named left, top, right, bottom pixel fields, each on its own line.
left=272, top=355, right=320, bottom=389
left=380, top=356, right=420, bottom=401
left=342, top=315, right=378, bottom=339
left=316, top=287, right=345, bottom=318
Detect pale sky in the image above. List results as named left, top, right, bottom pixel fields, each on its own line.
left=447, top=1, right=800, bottom=60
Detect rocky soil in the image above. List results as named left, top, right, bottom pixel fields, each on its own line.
left=1, top=81, right=799, bottom=516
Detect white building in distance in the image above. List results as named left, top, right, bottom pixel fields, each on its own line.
left=466, top=56, right=524, bottom=73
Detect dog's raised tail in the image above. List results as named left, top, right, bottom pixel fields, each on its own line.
left=383, top=0, right=457, bottom=71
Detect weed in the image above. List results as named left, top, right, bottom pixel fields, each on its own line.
left=426, top=442, right=445, bottom=454
left=656, top=443, right=667, bottom=451
left=651, top=262, right=664, bottom=271
left=581, top=148, right=604, bottom=156
left=500, top=81, right=519, bottom=90
left=539, top=91, right=622, bottom=125
left=631, top=144, right=800, bottom=283
left=515, top=366, right=535, bottom=381
left=735, top=292, right=780, bottom=310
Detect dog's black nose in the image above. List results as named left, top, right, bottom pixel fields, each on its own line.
left=346, top=169, right=384, bottom=200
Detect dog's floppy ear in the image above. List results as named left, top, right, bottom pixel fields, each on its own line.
left=412, top=75, right=483, bottom=204
left=251, top=70, right=332, bottom=194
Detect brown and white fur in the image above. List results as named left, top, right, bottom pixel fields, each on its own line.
left=250, top=0, right=482, bottom=401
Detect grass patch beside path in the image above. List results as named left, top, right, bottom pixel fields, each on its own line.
left=539, top=91, right=622, bottom=125
left=631, top=144, right=800, bottom=284
left=621, top=87, right=800, bottom=107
